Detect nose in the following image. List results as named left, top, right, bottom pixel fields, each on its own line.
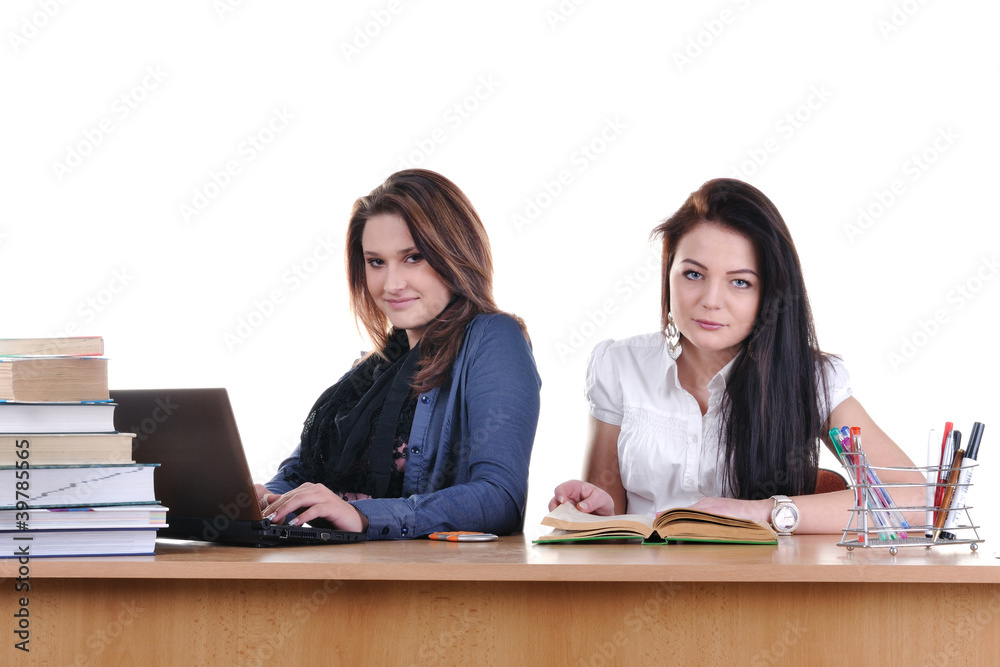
left=701, top=278, right=723, bottom=310
left=383, top=263, right=406, bottom=292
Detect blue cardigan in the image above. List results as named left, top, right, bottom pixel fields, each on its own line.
left=266, top=313, right=541, bottom=540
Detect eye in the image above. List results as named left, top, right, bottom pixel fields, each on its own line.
left=732, top=278, right=752, bottom=289
left=366, top=258, right=384, bottom=268
left=682, top=270, right=703, bottom=280
left=404, top=253, right=424, bottom=264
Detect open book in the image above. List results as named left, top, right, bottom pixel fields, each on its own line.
left=536, top=502, right=778, bottom=544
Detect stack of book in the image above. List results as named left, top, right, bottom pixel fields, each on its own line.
left=1, top=336, right=165, bottom=557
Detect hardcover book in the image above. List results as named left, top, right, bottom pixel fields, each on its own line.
left=0, top=528, right=158, bottom=557
left=1, top=432, right=135, bottom=465
left=0, top=356, right=109, bottom=402
left=0, top=336, right=104, bottom=357
left=536, top=502, right=778, bottom=544
left=0, top=401, right=117, bottom=434
left=0, top=463, right=157, bottom=508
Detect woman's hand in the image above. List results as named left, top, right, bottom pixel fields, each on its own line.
left=687, top=496, right=770, bottom=524
left=254, top=483, right=273, bottom=510
left=548, top=480, right=617, bottom=516
left=262, top=482, right=369, bottom=533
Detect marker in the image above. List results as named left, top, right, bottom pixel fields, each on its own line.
left=829, top=428, right=844, bottom=457
left=941, top=422, right=985, bottom=540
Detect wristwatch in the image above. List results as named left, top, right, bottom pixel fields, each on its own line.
left=770, top=495, right=800, bottom=536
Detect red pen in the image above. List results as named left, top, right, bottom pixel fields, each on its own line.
left=935, top=423, right=955, bottom=518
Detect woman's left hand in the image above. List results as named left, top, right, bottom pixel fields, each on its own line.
left=687, top=496, right=770, bottom=525
left=262, top=482, right=369, bottom=533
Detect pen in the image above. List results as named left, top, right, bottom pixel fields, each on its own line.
left=831, top=428, right=863, bottom=543
left=935, top=428, right=956, bottom=514
left=933, top=431, right=963, bottom=541
left=941, top=422, right=985, bottom=541
left=846, top=427, right=897, bottom=540
left=861, top=427, right=906, bottom=539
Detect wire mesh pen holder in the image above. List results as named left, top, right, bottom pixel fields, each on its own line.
left=837, top=452, right=983, bottom=555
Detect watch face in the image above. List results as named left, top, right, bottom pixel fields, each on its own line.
left=773, top=506, right=797, bottom=531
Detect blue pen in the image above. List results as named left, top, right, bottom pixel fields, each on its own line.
left=856, top=426, right=911, bottom=536
left=844, top=427, right=896, bottom=540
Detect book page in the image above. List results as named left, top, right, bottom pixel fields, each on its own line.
left=541, top=503, right=655, bottom=538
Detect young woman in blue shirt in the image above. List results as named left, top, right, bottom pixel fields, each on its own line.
left=259, top=169, right=541, bottom=540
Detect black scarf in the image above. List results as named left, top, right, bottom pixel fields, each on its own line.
left=298, top=329, right=419, bottom=498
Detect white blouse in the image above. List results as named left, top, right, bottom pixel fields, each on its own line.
left=585, top=332, right=852, bottom=517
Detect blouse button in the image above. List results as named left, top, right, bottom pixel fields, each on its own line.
left=411, top=447, right=420, bottom=455
left=380, top=526, right=390, bottom=536
left=420, top=396, right=430, bottom=404
left=401, top=527, right=408, bottom=536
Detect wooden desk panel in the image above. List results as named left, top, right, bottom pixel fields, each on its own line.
left=3, top=535, right=998, bottom=665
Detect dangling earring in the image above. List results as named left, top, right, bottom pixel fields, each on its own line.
left=665, top=312, right=682, bottom=360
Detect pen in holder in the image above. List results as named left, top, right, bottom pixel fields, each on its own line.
left=832, top=424, right=985, bottom=556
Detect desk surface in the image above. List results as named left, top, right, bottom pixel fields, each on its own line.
left=3, top=533, right=997, bottom=583
left=6, top=534, right=999, bottom=665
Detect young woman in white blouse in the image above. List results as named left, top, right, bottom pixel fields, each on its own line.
left=550, top=178, right=922, bottom=534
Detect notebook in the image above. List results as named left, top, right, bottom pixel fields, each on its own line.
left=110, top=387, right=366, bottom=547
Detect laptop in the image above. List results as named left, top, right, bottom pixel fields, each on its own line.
left=110, top=387, right=366, bottom=547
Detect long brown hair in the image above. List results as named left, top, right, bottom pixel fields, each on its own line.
left=346, top=169, right=519, bottom=390
left=652, top=178, right=829, bottom=499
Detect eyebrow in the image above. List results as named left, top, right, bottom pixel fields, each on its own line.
left=679, top=258, right=759, bottom=277
left=364, top=246, right=418, bottom=256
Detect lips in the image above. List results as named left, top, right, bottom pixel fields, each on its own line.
left=385, top=297, right=417, bottom=310
left=694, top=319, right=725, bottom=330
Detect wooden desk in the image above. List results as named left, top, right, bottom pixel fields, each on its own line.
left=3, top=535, right=998, bottom=665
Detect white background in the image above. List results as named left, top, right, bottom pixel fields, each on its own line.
left=3, top=1, right=997, bottom=542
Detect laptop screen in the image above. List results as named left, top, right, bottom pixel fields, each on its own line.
left=110, top=388, right=263, bottom=523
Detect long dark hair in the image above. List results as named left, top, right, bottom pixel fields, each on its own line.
left=346, top=169, right=521, bottom=390
left=652, top=178, right=829, bottom=499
